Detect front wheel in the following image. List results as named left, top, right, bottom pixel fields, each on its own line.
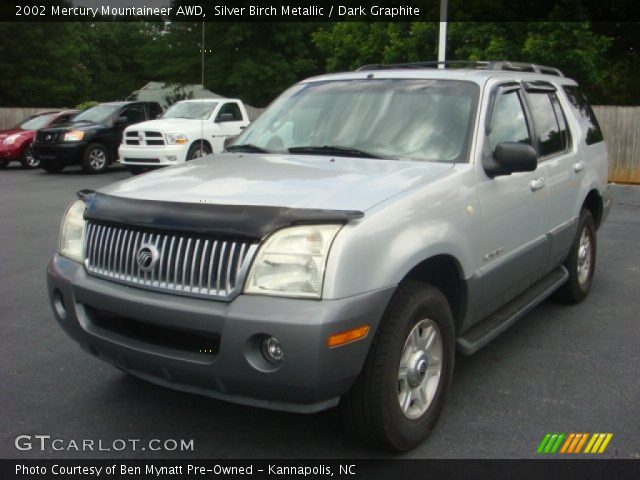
left=339, top=281, right=455, bottom=452
left=186, top=142, right=211, bottom=161
left=21, top=146, right=40, bottom=169
left=81, top=143, right=109, bottom=174
left=556, top=209, right=597, bottom=303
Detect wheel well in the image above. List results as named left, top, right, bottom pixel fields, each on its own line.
left=405, top=255, right=466, bottom=333
left=583, top=189, right=603, bottom=228
left=189, top=139, right=212, bottom=153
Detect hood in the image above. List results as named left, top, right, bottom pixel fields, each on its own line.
left=38, top=121, right=100, bottom=134
left=125, top=118, right=211, bottom=132
left=100, top=153, right=453, bottom=212
left=0, top=128, right=24, bottom=138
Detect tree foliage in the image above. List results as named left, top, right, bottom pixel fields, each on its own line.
left=0, top=19, right=636, bottom=108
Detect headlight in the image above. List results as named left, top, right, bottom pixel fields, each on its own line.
left=59, top=200, right=86, bottom=263
left=2, top=134, right=20, bottom=145
left=244, top=225, right=341, bottom=299
left=63, top=130, right=84, bottom=142
left=165, top=133, right=188, bottom=145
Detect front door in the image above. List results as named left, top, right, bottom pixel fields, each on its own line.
left=474, top=83, right=550, bottom=320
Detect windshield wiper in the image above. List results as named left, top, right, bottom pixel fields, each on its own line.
left=288, top=145, right=383, bottom=159
left=226, top=144, right=271, bottom=153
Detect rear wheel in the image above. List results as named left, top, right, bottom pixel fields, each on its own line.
left=42, top=162, right=65, bottom=174
left=339, top=281, right=455, bottom=452
left=186, top=142, right=211, bottom=160
left=20, top=146, right=40, bottom=169
left=81, top=143, right=109, bottom=174
left=556, top=209, right=597, bottom=303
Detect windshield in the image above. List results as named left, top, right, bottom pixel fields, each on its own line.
left=162, top=102, right=218, bottom=120
left=233, top=79, right=479, bottom=162
left=18, top=113, right=57, bottom=131
left=73, top=104, right=120, bottom=124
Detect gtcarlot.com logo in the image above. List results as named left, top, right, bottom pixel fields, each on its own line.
left=537, top=433, right=613, bottom=454
left=14, top=435, right=194, bottom=452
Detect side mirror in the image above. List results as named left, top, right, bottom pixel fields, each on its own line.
left=216, top=113, right=235, bottom=123
left=485, top=142, right=538, bottom=176
left=115, top=116, right=129, bottom=126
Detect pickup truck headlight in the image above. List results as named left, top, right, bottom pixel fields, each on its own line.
left=165, top=133, right=188, bottom=145
left=244, top=225, right=341, bottom=299
left=2, top=134, right=20, bottom=145
left=59, top=200, right=86, bottom=263
left=63, top=130, right=84, bottom=142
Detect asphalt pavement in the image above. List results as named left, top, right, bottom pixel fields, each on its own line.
left=1, top=164, right=639, bottom=459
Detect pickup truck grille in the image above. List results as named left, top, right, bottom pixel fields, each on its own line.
left=125, top=131, right=165, bottom=146
left=84, top=222, right=258, bottom=301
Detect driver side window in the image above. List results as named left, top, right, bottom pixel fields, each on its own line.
left=489, top=91, right=531, bottom=151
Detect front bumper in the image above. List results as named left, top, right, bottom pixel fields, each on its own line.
left=0, top=143, right=22, bottom=161
left=32, top=142, right=86, bottom=165
left=118, top=144, right=187, bottom=166
left=47, top=255, right=393, bottom=413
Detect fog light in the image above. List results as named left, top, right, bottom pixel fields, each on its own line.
left=166, top=155, right=177, bottom=162
left=261, top=336, right=284, bottom=364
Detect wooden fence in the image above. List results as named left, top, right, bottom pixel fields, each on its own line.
left=1, top=106, right=637, bottom=183
left=593, top=106, right=640, bottom=184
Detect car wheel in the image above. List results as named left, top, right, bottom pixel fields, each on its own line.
left=0, top=160, right=8, bottom=169
left=339, top=281, right=455, bottom=452
left=20, top=146, right=40, bottom=169
left=186, top=142, right=211, bottom=160
left=42, top=162, right=65, bottom=174
left=81, top=143, right=109, bottom=174
left=556, top=208, right=597, bottom=303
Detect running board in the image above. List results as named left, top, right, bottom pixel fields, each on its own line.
left=457, top=266, right=569, bottom=355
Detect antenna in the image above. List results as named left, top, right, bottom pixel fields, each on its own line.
left=200, top=20, right=204, bottom=158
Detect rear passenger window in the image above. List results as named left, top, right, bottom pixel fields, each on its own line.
left=527, top=92, right=569, bottom=157
left=563, top=86, right=603, bottom=145
left=488, top=90, right=531, bottom=151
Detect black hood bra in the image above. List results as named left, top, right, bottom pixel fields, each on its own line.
left=78, top=190, right=364, bottom=241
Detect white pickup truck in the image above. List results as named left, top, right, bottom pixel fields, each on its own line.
left=118, top=99, right=250, bottom=174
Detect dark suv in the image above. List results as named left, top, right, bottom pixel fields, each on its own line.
left=33, top=101, right=162, bottom=174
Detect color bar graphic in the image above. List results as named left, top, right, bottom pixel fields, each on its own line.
left=538, top=433, right=612, bottom=454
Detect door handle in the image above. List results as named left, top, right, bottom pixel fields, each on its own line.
left=574, top=160, right=585, bottom=173
left=239, top=126, right=246, bottom=130
left=530, top=177, right=546, bottom=192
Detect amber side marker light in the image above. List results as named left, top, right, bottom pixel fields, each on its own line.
left=327, top=325, right=370, bottom=348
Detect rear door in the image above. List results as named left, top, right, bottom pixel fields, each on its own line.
left=475, top=81, right=550, bottom=319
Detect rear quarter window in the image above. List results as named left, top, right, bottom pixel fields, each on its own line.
left=562, top=86, right=603, bottom=145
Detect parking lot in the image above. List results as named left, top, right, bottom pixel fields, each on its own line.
left=1, top=164, right=639, bottom=459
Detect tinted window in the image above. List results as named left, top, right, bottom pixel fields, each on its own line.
left=148, top=103, right=163, bottom=119
left=217, top=103, right=243, bottom=121
left=489, top=90, right=531, bottom=151
left=563, top=86, right=603, bottom=145
left=51, top=115, right=72, bottom=126
left=121, top=105, right=145, bottom=124
left=528, top=92, right=567, bottom=157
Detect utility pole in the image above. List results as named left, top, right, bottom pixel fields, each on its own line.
left=438, top=0, right=448, bottom=69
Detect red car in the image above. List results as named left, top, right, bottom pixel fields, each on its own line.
left=0, top=110, right=79, bottom=169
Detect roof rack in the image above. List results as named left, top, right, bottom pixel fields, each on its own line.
left=356, top=61, right=564, bottom=77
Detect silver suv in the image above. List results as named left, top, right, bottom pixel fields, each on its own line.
left=47, top=61, right=612, bottom=451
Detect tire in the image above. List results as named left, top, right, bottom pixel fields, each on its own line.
left=556, top=208, right=597, bottom=303
left=0, top=160, right=8, bottom=169
left=20, top=146, right=40, bottom=169
left=186, top=142, right=211, bottom=161
left=81, top=143, right=109, bottom=174
left=41, top=162, right=65, bottom=174
left=339, top=281, right=455, bottom=452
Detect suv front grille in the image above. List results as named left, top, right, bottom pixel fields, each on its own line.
left=36, top=131, right=60, bottom=143
left=84, top=222, right=258, bottom=300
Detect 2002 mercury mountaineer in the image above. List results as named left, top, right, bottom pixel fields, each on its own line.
left=47, top=61, right=612, bottom=451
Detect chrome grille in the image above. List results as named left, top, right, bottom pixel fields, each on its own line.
left=84, top=222, right=258, bottom=300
